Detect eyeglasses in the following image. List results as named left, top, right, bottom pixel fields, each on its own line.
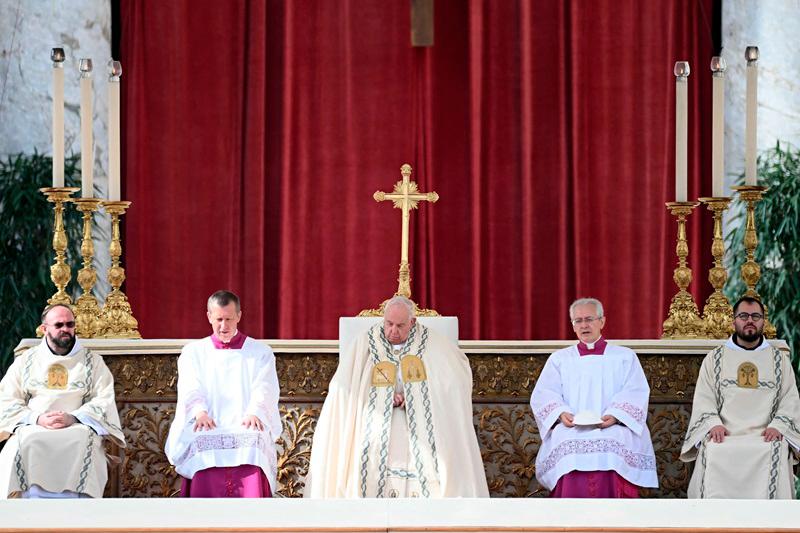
left=571, top=317, right=601, bottom=326
left=45, top=321, right=76, bottom=329
left=735, top=312, right=764, bottom=322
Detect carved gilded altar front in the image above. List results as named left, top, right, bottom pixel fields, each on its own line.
left=14, top=338, right=762, bottom=498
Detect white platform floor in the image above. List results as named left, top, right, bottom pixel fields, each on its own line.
left=1, top=498, right=800, bottom=533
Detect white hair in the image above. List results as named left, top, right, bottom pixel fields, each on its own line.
left=569, top=297, right=604, bottom=319
left=384, top=295, right=416, bottom=319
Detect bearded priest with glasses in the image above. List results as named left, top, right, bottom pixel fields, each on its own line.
left=681, top=296, right=800, bottom=499
left=530, top=297, right=658, bottom=497
left=0, top=304, right=125, bottom=498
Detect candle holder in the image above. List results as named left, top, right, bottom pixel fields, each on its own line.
left=662, top=202, right=706, bottom=339
left=698, top=197, right=733, bottom=338
left=732, top=185, right=777, bottom=338
left=72, top=198, right=103, bottom=337
left=96, top=201, right=141, bottom=338
left=40, top=187, right=80, bottom=306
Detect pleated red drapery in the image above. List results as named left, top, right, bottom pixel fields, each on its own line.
left=120, top=0, right=715, bottom=341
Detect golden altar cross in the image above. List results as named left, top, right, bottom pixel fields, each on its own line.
left=358, top=164, right=439, bottom=316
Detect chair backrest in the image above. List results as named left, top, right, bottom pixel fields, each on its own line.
left=338, top=316, right=459, bottom=354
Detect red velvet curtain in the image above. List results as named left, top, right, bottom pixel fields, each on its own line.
left=120, top=0, right=715, bottom=341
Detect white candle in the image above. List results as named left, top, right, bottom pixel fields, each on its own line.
left=51, top=48, right=65, bottom=187
left=711, top=57, right=726, bottom=197
left=79, top=58, right=94, bottom=198
left=674, top=61, right=690, bottom=202
left=108, top=60, right=122, bottom=201
left=744, top=46, right=759, bottom=186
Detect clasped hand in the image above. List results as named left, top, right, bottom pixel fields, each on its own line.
left=193, top=411, right=265, bottom=432
left=37, top=411, right=77, bottom=429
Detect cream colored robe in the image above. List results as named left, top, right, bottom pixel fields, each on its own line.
left=0, top=339, right=125, bottom=498
left=681, top=337, right=800, bottom=499
left=306, top=323, right=488, bottom=498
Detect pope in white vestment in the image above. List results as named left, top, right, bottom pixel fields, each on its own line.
left=681, top=298, right=800, bottom=499
left=165, top=291, right=281, bottom=497
left=0, top=305, right=125, bottom=499
left=530, top=298, right=658, bottom=496
left=306, top=296, right=488, bottom=498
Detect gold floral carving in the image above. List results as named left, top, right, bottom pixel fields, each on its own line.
left=644, top=405, right=692, bottom=497
left=276, top=355, right=338, bottom=397
left=107, top=355, right=178, bottom=399
left=639, top=355, right=703, bottom=400
left=477, top=406, right=543, bottom=497
left=118, top=404, right=178, bottom=497
left=471, top=355, right=543, bottom=399
left=275, top=404, right=319, bottom=497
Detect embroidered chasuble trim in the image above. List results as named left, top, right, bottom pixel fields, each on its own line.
left=711, top=346, right=724, bottom=412
left=22, top=351, right=34, bottom=403
left=81, top=350, right=94, bottom=404
left=14, top=449, right=27, bottom=492
left=76, top=430, right=95, bottom=493
left=769, top=347, right=782, bottom=420
left=358, top=324, right=438, bottom=498
left=774, top=414, right=800, bottom=435
left=683, top=412, right=717, bottom=446
left=767, top=440, right=781, bottom=499
left=699, top=441, right=707, bottom=498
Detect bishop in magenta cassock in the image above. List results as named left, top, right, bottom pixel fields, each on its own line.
left=530, top=298, right=658, bottom=497
left=165, top=291, right=281, bottom=497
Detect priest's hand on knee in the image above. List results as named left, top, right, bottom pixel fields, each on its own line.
left=708, top=424, right=728, bottom=443
left=242, top=414, right=264, bottom=431
left=599, top=415, right=618, bottom=429
left=762, top=427, right=783, bottom=442
left=393, top=392, right=405, bottom=408
left=194, top=411, right=216, bottom=431
left=559, top=412, right=575, bottom=427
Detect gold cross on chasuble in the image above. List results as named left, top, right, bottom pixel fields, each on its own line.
left=358, top=164, right=439, bottom=317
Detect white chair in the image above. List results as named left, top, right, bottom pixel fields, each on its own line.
left=338, top=316, right=459, bottom=354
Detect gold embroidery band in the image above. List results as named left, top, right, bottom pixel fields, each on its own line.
left=47, top=363, right=69, bottom=389
left=401, top=355, right=427, bottom=383
left=372, top=361, right=396, bottom=387
left=737, top=362, right=758, bottom=388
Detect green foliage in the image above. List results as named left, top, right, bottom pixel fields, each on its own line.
left=725, top=141, right=800, bottom=373
left=0, top=152, right=82, bottom=373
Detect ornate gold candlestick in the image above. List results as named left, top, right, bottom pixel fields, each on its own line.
left=732, top=185, right=777, bottom=338
left=72, top=198, right=103, bottom=337
left=698, top=197, right=733, bottom=338
left=96, top=201, right=140, bottom=338
left=662, top=202, right=706, bottom=338
left=40, top=187, right=80, bottom=306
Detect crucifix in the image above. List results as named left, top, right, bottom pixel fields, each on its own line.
left=358, top=164, right=439, bottom=316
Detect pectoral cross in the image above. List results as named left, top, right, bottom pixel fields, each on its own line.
left=373, top=164, right=438, bottom=301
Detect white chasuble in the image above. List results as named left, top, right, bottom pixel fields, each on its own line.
left=681, top=338, right=800, bottom=499
left=165, top=337, right=281, bottom=492
left=530, top=343, right=658, bottom=491
left=0, top=339, right=125, bottom=498
left=306, top=323, right=488, bottom=498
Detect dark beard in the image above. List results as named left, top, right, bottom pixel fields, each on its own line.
left=736, top=329, right=762, bottom=344
left=48, top=332, right=75, bottom=354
